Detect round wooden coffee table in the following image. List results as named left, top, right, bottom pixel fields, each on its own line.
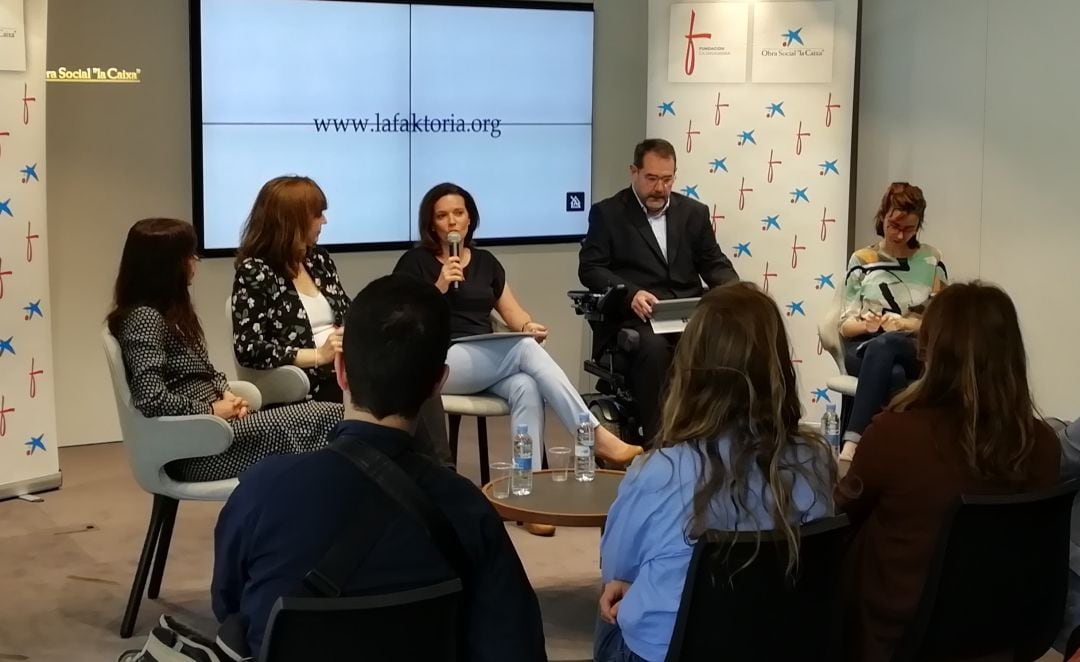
left=482, top=469, right=625, bottom=527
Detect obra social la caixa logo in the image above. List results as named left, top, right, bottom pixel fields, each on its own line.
left=762, top=26, right=825, bottom=58
left=680, top=8, right=734, bottom=76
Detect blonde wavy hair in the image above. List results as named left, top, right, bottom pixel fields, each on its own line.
left=658, top=282, right=835, bottom=575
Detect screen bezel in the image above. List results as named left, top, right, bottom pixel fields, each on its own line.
left=189, top=0, right=596, bottom=257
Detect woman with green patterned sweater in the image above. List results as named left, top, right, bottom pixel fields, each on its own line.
left=838, top=183, right=947, bottom=460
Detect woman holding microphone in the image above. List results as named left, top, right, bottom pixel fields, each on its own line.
left=394, top=183, right=644, bottom=474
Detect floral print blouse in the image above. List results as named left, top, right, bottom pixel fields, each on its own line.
left=231, top=247, right=350, bottom=398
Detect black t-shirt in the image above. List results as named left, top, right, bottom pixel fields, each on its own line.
left=394, top=247, right=506, bottom=338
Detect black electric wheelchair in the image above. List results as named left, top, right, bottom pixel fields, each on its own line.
left=567, top=285, right=645, bottom=445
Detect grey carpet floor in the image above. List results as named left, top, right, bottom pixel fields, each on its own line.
left=0, top=412, right=600, bottom=662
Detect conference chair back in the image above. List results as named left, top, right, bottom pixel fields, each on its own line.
left=665, top=515, right=850, bottom=662
left=259, top=579, right=463, bottom=662
left=892, top=479, right=1080, bottom=662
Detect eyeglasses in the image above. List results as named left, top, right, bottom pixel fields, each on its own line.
left=885, top=221, right=918, bottom=235
left=642, top=174, right=675, bottom=187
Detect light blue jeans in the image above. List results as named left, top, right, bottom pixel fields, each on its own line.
left=443, top=337, right=599, bottom=456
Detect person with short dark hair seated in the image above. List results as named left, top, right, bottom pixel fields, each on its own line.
left=580, top=138, right=739, bottom=443
left=836, top=281, right=1060, bottom=662
left=212, top=274, right=547, bottom=660
left=595, top=283, right=835, bottom=662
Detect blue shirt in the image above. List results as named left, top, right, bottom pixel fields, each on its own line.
left=212, top=420, right=546, bottom=660
left=600, top=438, right=834, bottom=662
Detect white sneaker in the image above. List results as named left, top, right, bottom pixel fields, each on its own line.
left=839, top=441, right=858, bottom=462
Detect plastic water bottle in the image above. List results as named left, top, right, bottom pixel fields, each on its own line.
left=821, top=404, right=841, bottom=458
left=574, top=412, right=596, bottom=482
left=511, top=424, right=533, bottom=496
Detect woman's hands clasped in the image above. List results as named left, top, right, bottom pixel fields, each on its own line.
left=212, top=390, right=251, bottom=420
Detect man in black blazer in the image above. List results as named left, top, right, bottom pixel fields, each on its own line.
left=579, top=139, right=738, bottom=442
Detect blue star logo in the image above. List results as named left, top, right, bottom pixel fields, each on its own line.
left=657, top=101, right=675, bottom=117
left=812, top=388, right=832, bottom=403
left=786, top=301, right=806, bottom=316
left=738, top=130, right=756, bottom=145
left=0, top=198, right=12, bottom=217
left=20, top=163, right=38, bottom=182
left=762, top=215, right=781, bottom=231
left=25, top=434, right=46, bottom=455
left=791, top=187, right=810, bottom=204
left=680, top=185, right=700, bottom=200
left=766, top=101, right=785, bottom=118
left=23, top=300, right=43, bottom=319
left=815, top=274, right=835, bottom=289
left=819, top=160, right=839, bottom=176
left=784, top=27, right=804, bottom=46
left=0, top=336, right=14, bottom=357
left=709, top=158, right=728, bottom=173
left=733, top=241, right=752, bottom=258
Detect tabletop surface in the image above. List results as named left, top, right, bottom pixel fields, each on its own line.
left=482, top=469, right=625, bottom=527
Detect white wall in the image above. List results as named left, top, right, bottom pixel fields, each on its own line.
left=47, top=0, right=648, bottom=446
left=856, top=0, right=1080, bottom=416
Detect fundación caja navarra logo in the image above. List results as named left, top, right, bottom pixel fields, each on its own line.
left=667, top=3, right=749, bottom=83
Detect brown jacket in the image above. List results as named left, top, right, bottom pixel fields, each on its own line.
left=836, top=407, right=1061, bottom=661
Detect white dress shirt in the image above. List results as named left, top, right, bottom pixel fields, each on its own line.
left=633, top=190, right=671, bottom=261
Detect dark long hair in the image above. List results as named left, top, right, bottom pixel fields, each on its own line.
left=417, top=182, right=480, bottom=254
left=236, top=175, right=326, bottom=278
left=658, top=282, right=834, bottom=575
left=890, top=281, right=1041, bottom=483
left=106, top=218, right=204, bottom=345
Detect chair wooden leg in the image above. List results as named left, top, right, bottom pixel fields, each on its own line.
left=147, top=497, right=179, bottom=599
left=121, top=494, right=167, bottom=638
left=477, top=417, right=490, bottom=485
left=448, top=414, right=462, bottom=468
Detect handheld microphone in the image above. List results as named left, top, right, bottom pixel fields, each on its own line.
left=447, top=231, right=462, bottom=291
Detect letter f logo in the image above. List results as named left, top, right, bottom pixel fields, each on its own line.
left=683, top=9, right=712, bottom=76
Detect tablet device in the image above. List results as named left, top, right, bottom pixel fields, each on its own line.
left=649, top=297, right=701, bottom=335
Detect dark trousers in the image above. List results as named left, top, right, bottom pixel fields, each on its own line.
left=312, top=376, right=452, bottom=467
left=843, top=332, right=920, bottom=436
left=594, top=616, right=649, bottom=662
left=623, top=320, right=679, bottom=445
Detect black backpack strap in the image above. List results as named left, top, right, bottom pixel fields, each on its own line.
left=327, top=435, right=472, bottom=584
left=300, top=486, right=394, bottom=598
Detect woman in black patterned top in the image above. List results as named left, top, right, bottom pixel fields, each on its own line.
left=107, top=218, right=341, bottom=482
left=231, top=176, right=451, bottom=464
left=231, top=176, right=349, bottom=401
